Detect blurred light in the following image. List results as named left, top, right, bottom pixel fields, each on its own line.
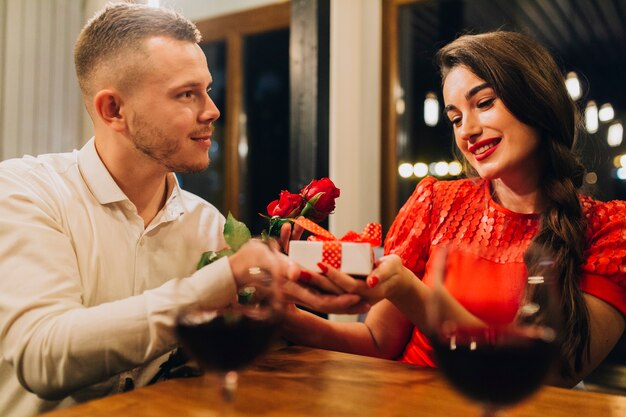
left=398, top=163, right=414, bottom=178
left=448, top=161, right=462, bottom=176
left=607, top=122, right=623, bottom=147
left=617, top=167, right=626, bottom=180
left=396, top=98, right=406, bottom=115
left=413, top=162, right=428, bottom=178
left=434, top=161, right=449, bottom=176
left=621, top=154, right=626, bottom=168
left=565, top=72, right=581, bottom=100
left=238, top=140, right=248, bottom=158
left=394, top=84, right=404, bottom=99
left=585, top=101, right=598, bottom=134
left=598, top=103, right=615, bottom=122
left=428, top=162, right=438, bottom=175
left=424, top=92, right=439, bottom=127
left=584, top=172, right=597, bottom=185
left=397, top=130, right=408, bottom=148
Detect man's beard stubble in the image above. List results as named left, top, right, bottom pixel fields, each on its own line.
left=129, top=114, right=211, bottom=174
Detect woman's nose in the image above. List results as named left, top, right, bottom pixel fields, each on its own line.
left=459, top=114, right=482, bottom=141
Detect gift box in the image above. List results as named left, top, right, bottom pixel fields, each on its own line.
left=288, top=217, right=383, bottom=277
left=289, top=240, right=375, bottom=276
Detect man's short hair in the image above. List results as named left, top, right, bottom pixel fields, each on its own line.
left=74, top=2, right=201, bottom=99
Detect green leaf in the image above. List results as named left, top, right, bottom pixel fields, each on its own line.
left=195, top=213, right=250, bottom=270
left=299, top=192, right=322, bottom=218
left=267, top=216, right=294, bottom=237
left=223, top=212, right=251, bottom=251
left=196, top=248, right=235, bottom=270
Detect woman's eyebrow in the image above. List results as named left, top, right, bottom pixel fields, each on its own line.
left=466, top=82, right=490, bottom=100
left=444, top=82, right=491, bottom=113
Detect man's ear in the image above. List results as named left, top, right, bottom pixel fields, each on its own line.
left=93, top=90, right=126, bottom=132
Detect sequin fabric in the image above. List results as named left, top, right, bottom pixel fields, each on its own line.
left=385, top=176, right=626, bottom=367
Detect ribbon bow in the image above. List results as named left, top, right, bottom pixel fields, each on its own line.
left=293, top=217, right=382, bottom=269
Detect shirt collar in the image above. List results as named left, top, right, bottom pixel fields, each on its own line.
left=78, top=138, right=189, bottom=219
left=162, top=175, right=185, bottom=219
left=77, top=138, right=128, bottom=205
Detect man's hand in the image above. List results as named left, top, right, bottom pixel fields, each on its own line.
left=283, top=272, right=370, bottom=315
left=227, top=239, right=369, bottom=315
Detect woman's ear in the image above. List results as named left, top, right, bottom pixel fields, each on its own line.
left=93, top=89, right=126, bottom=132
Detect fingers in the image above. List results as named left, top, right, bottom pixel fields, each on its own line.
left=298, top=269, right=346, bottom=295
left=366, top=275, right=379, bottom=288
left=278, top=222, right=305, bottom=254
left=282, top=280, right=371, bottom=314
left=316, top=262, right=370, bottom=294
left=279, top=223, right=292, bottom=253
left=264, top=237, right=282, bottom=253
left=360, top=254, right=418, bottom=304
left=229, top=239, right=289, bottom=287
left=291, top=223, right=304, bottom=241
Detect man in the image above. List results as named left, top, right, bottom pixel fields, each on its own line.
left=0, top=4, right=365, bottom=416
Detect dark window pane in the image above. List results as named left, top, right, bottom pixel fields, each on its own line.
left=240, top=29, right=290, bottom=235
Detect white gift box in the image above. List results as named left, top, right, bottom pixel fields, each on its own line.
left=289, top=240, right=375, bottom=277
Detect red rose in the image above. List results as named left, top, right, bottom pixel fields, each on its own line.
left=266, top=191, right=303, bottom=218
left=300, top=178, right=340, bottom=222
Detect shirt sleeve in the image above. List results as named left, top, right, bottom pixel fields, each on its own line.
left=0, top=165, right=237, bottom=401
left=580, top=199, right=626, bottom=316
left=384, top=176, right=436, bottom=278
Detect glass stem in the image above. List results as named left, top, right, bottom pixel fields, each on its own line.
left=221, top=370, right=238, bottom=403
left=482, top=405, right=505, bottom=417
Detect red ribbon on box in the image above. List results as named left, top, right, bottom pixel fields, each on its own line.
left=292, top=217, right=382, bottom=269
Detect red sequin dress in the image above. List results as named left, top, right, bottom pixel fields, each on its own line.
left=384, top=176, right=626, bottom=367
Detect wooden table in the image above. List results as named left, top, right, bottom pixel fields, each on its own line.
left=40, top=346, right=626, bottom=417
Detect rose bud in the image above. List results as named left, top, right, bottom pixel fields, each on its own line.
left=266, top=190, right=304, bottom=218
left=299, top=178, right=340, bottom=222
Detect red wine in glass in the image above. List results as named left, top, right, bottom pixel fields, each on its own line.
left=427, top=244, right=561, bottom=416
left=432, top=325, right=558, bottom=407
left=176, top=305, right=283, bottom=373
left=175, top=266, right=284, bottom=410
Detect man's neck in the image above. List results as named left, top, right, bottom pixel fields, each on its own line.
left=123, top=174, right=170, bottom=227
left=94, top=136, right=171, bottom=227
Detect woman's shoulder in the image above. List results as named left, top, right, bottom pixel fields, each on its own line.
left=580, top=194, right=626, bottom=227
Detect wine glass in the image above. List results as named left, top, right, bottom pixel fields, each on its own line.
left=175, top=267, right=284, bottom=412
left=427, top=244, right=561, bottom=417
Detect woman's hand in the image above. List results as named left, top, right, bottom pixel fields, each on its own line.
left=362, top=254, right=416, bottom=303
left=315, top=255, right=417, bottom=305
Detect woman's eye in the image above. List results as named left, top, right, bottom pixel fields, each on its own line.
left=449, top=117, right=461, bottom=126
left=477, top=98, right=495, bottom=108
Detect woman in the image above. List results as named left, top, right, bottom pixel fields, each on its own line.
left=282, top=31, right=625, bottom=387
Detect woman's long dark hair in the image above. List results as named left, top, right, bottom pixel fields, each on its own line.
left=436, top=31, right=589, bottom=378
